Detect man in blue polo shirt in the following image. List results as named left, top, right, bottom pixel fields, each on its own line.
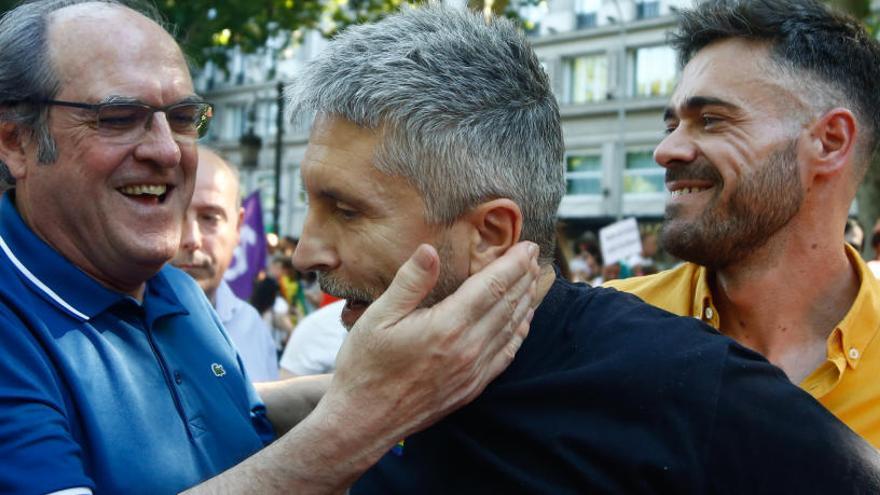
left=0, top=1, right=540, bottom=494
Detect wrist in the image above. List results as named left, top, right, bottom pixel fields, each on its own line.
left=281, top=391, right=397, bottom=491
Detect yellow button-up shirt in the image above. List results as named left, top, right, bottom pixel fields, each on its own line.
left=606, top=244, right=880, bottom=448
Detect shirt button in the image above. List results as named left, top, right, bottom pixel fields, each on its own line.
left=704, top=307, right=714, bottom=320
left=174, top=371, right=183, bottom=384
left=849, top=348, right=860, bottom=360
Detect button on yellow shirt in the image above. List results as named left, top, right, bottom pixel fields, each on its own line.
left=605, top=244, right=880, bottom=448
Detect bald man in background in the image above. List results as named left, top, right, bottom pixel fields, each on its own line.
left=173, top=147, right=278, bottom=381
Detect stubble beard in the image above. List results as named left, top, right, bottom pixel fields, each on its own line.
left=318, top=238, right=465, bottom=328
left=660, top=141, right=803, bottom=270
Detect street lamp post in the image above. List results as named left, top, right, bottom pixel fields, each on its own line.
left=238, top=104, right=262, bottom=170
left=273, top=81, right=285, bottom=236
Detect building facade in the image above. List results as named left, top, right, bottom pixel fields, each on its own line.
left=196, top=0, right=686, bottom=236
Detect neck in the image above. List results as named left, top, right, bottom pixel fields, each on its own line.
left=13, top=190, right=151, bottom=301
left=534, top=265, right=557, bottom=307
left=710, top=234, right=858, bottom=383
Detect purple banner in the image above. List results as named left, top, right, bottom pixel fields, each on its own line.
left=224, top=191, right=267, bottom=300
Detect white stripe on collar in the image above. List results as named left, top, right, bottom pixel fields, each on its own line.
left=0, top=233, right=89, bottom=321
left=46, top=487, right=94, bottom=495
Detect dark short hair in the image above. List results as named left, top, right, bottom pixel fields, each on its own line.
left=670, top=0, right=880, bottom=169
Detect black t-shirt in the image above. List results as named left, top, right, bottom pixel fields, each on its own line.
left=353, top=276, right=880, bottom=494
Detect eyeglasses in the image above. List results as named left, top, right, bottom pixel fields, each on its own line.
left=39, top=99, right=214, bottom=144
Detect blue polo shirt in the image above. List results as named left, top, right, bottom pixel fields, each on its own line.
left=0, top=193, right=275, bottom=495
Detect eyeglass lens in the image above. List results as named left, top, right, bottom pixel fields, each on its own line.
left=96, top=103, right=212, bottom=143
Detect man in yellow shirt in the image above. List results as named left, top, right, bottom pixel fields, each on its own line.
left=606, top=0, right=880, bottom=448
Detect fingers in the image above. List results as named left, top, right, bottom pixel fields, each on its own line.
left=433, top=241, right=539, bottom=324
left=465, top=272, right=536, bottom=373
left=358, top=244, right=440, bottom=329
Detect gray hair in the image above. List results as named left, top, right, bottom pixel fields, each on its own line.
left=0, top=0, right=166, bottom=188
left=286, top=4, right=565, bottom=262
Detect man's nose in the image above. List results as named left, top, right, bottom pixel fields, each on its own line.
left=179, top=216, right=201, bottom=252
left=654, top=126, right=698, bottom=169
left=292, top=212, right=340, bottom=274
left=133, top=113, right=182, bottom=168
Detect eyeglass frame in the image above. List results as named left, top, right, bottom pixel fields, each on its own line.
left=34, top=98, right=215, bottom=142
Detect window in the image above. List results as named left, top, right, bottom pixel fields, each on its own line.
left=574, top=0, right=600, bottom=29
left=566, top=54, right=608, bottom=104
left=636, top=1, right=661, bottom=19
left=224, top=103, right=247, bottom=140
left=255, top=100, right=279, bottom=138
left=566, top=154, right=602, bottom=195
left=576, top=12, right=597, bottom=29
left=633, top=45, right=676, bottom=98
left=624, top=150, right=664, bottom=194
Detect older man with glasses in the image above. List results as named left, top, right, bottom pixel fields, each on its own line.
left=0, top=1, right=540, bottom=494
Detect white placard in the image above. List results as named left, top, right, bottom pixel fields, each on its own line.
left=599, top=218, right=642, bottom=266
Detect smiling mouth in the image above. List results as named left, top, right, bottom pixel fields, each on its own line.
left=670, top=186, right=712, bottom=198
left=118, top=184, right=172, bottom=204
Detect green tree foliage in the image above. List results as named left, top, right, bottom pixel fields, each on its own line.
left=0, top=0, right=533, bottom=72
left=826, top=0, right=871, bottom=18
left=0, top=0, right=416, bottom=71
left=159, top=0, right=411, bottom=71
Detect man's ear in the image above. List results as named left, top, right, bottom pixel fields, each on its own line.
left=0, top=121, right=31, bottom=179
left=466, top=198, right=523, bottom=274
left=235, top=206, right=245, bottom=233
left=802, top=108, right=857, bottom=179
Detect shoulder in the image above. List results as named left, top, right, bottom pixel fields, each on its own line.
left=604, top=262, right=701, bottom=294
left=533, top=278, right=731, bottom=378
left=705, top=342, right=880, bottom=492
left=154, top=265, right=215, bottom=315
left=0, top=300, right=58, bottom=374
left=555, top=278, right=712, bottom=340
left=0, top=300, right=95, bottom=493
left=601, top=263, right=709, bottom=318
left=158, top=264, right=205, bottom=298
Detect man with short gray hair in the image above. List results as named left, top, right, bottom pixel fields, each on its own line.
left=288, top=4, right=880, bottom=493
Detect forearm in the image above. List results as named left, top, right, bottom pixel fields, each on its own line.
left=181, top=397, right=390, bottom=494
left=256, top=374, right=331, bottom=436
left=181, top=242, right=539, bottom=493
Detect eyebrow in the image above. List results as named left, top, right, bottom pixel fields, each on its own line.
left=663, top=96, right=742, bottom=122
left=98, top=94, right=206, bottom=106
left=318, top=187, right=369, bottom=209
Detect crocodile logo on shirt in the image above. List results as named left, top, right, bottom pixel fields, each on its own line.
left=211, top=363, right=226, bottom=377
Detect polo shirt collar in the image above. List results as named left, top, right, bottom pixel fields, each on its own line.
left=688, top=263, right=719, bottom=326
left=143, top=266, right=190, bottom=327
left=692, top=245, right=880, bottom=372
left=835, top=243, right=880, bottom=370
left=0, top=192, right=186, bottom=322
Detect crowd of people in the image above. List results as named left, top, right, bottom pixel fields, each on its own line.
left=2, top=0, right=880, bottom=493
